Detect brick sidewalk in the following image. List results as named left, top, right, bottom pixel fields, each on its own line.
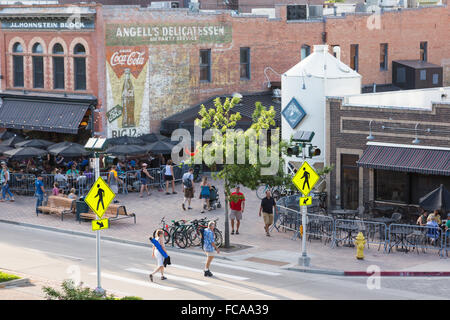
left=0, top=178, right=448, bottom=273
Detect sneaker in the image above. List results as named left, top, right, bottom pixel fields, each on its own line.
left=149, top=274, right=153, bottom=282
left=161, top=276, right=167, bottom=280
left=266, top=232, right=270, bottom=237
left=231, top=230, right=235, bottom=235
left=236, top=231, right=239, bottom=235
left=188, top=207, right=192, bottom=210
left=166, top=192, right=171, bottom=195
left=201, top=210, right=205, bottom=213
left=172, top=192, right=177, bottom=194
left=204, top=270, right=213, bottom=277
left=182, top=203, right=186, bottom=211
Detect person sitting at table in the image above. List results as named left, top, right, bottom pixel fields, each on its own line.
left=426, top=214, right=440, bottom=245
left=68, top=188, right=77, bottom=200
left=417, top=210, right=428, bottom=226
left=66, top=164, right=79, bottom=177
left=433, top=210, right=442, bottom=225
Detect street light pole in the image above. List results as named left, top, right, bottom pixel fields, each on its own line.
left=93, top=154, right=104, bottom=295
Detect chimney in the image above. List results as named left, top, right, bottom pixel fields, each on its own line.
left=333, top=46, right=341, bottom=61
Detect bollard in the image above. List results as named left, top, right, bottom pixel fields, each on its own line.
left=354, top=232, right=366, bottom=260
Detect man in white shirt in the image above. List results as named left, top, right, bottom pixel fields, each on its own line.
left=182, top=168, right=194, bottom=210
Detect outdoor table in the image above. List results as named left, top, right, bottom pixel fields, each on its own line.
left=389, top=227, right=412, bottom=253
left=330, top=209, right=359, bottom=220
left=335, top=222, right=359, bottom=247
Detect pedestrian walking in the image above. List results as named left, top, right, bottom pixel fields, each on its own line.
left=0, top=162, right=14, bottom=202
left=164, top=160, right=177, bottom=195
left=149, top=229, right=168, bottom=282
left=199, top=176, right=211, bottom=213
left=259, top=190, right=277, bottom=237
left=35, top=175, right=45, bottom=215
left=203, top=221, right=220, bottom=277
left=107, top=165, right=122, bottom=195
left=139, top=163, right=154, bottom=198
left=230, top=186, right=245, bottom=235
left=182, top=168, right=194, bottom=210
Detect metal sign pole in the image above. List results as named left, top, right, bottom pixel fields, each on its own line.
left=93, top=155, right=104, bottom=295
left=299, top=149, right=311, bottom=267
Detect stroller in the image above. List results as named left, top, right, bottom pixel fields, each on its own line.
left=204, top=185, right=222, bottom=210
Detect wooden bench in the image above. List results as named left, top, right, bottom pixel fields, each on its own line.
left=79, top=203, right=136, bottom=224
left=38, top=196, right=76, bottom=221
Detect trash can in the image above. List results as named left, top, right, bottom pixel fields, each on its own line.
left=76, top=200, right=89, bottom=221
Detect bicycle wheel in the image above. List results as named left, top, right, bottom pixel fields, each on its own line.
left=153, top=228, right=171, bottom=245
left=214, top=229, right=223, bottom=248
left=188, top=228, right=202, bottom=247
left=173, top=230, right=188, bottom=249
left=256, top=185, right=268, bottom=200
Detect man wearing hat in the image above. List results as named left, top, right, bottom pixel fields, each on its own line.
left=139, top=163, right=154, bottom=198
left=0, top=161, right=14, bottom=202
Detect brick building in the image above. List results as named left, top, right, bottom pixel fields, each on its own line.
left=326, top=87, right=450, bottom=217
left=0, top=3, right=449, bottom=141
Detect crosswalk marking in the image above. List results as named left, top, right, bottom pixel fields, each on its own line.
left=126, top=268, right=209, bottom=286
left=170, top=264, right=249, bottom=281
left=212, top=261, right=281, bottom=276
left=88, top=272, right=176, bottom=291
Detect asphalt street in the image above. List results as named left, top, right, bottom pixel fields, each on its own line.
left=1, top=223, right=449, bottom=300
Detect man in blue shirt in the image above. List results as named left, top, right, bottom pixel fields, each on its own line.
left=35, top=175, right=45, bottom=215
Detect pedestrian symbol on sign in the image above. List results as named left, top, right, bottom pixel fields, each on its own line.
left=300, top=167, right=310, bottom=191
left=292, top=161, right=320, bottom=196
left=95, top=184, right=105, bottom=211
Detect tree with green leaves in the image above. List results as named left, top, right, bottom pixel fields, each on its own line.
left=191, top=96, right=292, bottom=248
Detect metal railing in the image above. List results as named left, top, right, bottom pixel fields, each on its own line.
left=5, top=164, right=190, bottom=197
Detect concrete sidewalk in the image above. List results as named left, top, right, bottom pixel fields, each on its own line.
left=0, top=179, right=449, bottom=275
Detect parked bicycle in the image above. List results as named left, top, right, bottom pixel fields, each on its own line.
left=256, top=184, right=295, bottom=201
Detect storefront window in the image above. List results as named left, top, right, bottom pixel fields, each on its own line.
left=375, top=170, right=408, bottom=203
left=32, top=43, right=44, bottom=89
left=341, top=154, right=359, bottom=210
left=73, top=44, right=86, bottom=91
left=53, top=43, right=65, bottom=89
left=12, top=42, right=24, bottom=87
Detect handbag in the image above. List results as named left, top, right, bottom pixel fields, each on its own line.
left=163, top=256, right=171, bottom=267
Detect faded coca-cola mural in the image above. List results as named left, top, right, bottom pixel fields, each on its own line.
left=106, top=46, right=149, bottom=137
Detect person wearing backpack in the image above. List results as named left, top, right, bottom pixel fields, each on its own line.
left=182, top=168, right=194, bottom=211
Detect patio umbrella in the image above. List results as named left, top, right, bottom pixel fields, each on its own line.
left=140, top=133, right=171, bottom=144
left=106, top=136, right=144, bottom=146
left=0, top=145, right=13, bottom=154
left=1, top=135, right=25, bottom=147
left=145, top=140, right=174, bottom=155
left=3, top=147, right=48, bottom=160
left=0, top=131, right=17, bottom=141
left=419, top=184, right=450, bottom=212
left=49, top=143, right=90, bottom=157
left=15, top=139, right=54, bottom=149
left=106, top=143, right=147, bottom=156
left=47, top=141, right=84, bottom=151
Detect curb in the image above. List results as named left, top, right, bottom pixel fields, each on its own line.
left=0, top=219, right=232, bottom=261
left=0, top=278, right=30, bottom=288
left=286, top=266, right=450, bottom=277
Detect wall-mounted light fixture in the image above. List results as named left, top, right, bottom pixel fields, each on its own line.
left=263, top=67, right=282, bottom=89
left=367, top=120, right=375, bottom=140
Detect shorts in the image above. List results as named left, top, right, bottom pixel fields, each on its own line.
left=204, top=250, right=216, bottom=257
left=184, top=187, right=194, bottom=199
left=230, top=210, right=242, bottom=220
left=140, top=179, right=148, bottom=185
left=263, top=212, right=274, bottom=225
left=165, top=175, right=173, bottom=181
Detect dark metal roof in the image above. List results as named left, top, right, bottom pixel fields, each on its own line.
left=160, top=92, right=281, bottom=135
left=357, top=145, right=450, bottom=176
left=0, top=94, right=96, bottom=134
left=393, top=60, right=443, bottom=69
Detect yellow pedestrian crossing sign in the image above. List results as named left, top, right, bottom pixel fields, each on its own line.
left=300, top=196, right=312, bottom=206
left=92, top=218, right=109, bottom=231
left=84, top=177, right=116, bottom=219
left=292, top=161, right=320, bottom=196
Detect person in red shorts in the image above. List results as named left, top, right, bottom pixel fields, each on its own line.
left=229, top=186, right=245, bottom=235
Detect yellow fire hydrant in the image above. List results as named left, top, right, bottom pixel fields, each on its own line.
left=354, top=232, right=366, bottom=260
